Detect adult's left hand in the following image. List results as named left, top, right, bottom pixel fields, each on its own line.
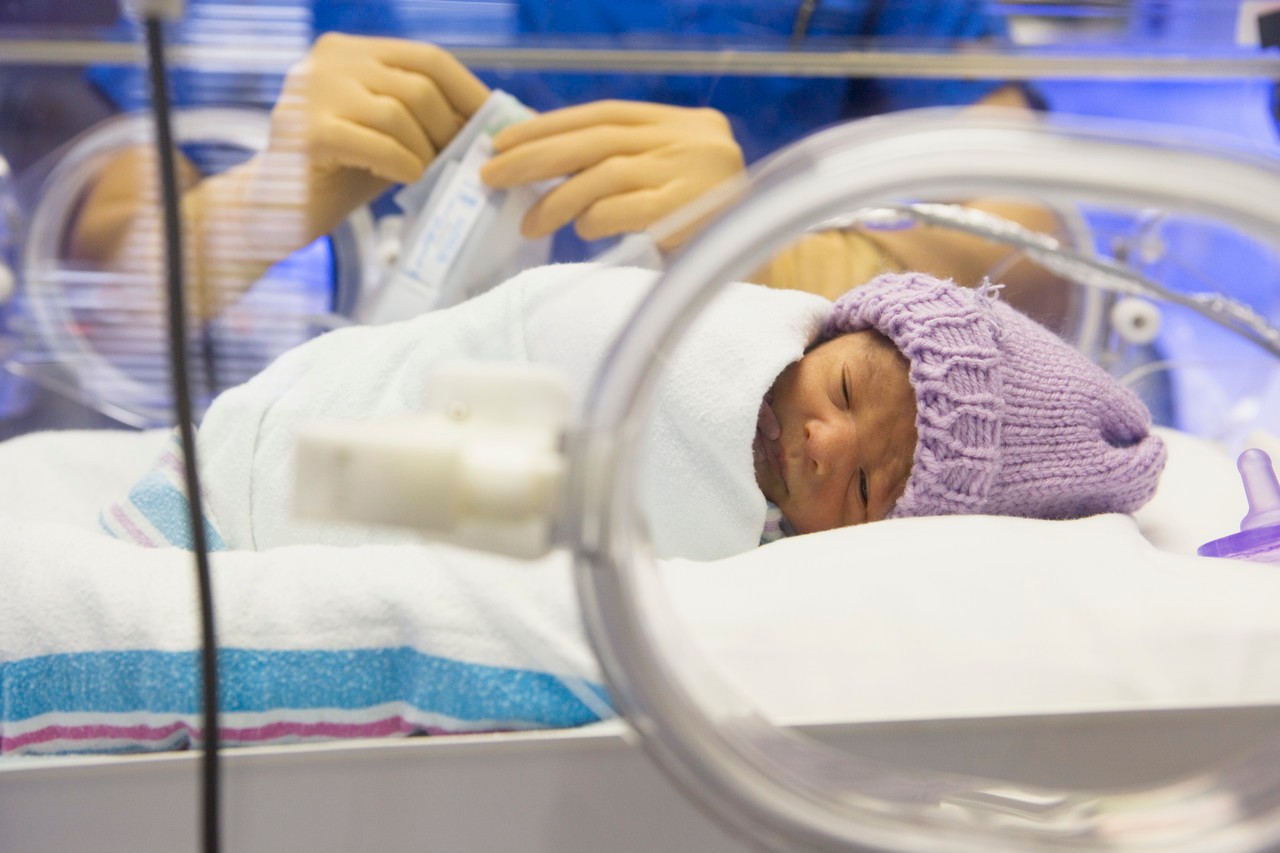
left=479, top=100, right=744, bottom=250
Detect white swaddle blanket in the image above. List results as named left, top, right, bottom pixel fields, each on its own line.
left=196, top=264, right=830, bottom=559
left=11, top=267, right=827, bottom=754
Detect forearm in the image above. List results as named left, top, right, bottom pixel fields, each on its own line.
left=752, top=198, right=1075, bottom=332
left=68, top=149, right=312, bottom=322
left=747, top=228, right=900, bottom=301
left=755, top=83, right=1075, bottom=319
left=862, top=198, right=1074, bottom=329
left=177, top=155, right=318, bottom=319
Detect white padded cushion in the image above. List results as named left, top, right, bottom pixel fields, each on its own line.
left=1132, top=427, right=1249, bottom=555
left=3, top=425, right=1276, bottom=755
left=665, top=429, right=1280, bottom=726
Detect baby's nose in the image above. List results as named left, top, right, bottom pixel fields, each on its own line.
left=804, top=417, right=850, bottom=475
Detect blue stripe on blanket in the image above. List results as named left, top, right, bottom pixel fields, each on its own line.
left=2, top=648, right=610, bottom=729
left=99, top=429, right=228, bottom=551
left=127, top=473, right=227, bottom=551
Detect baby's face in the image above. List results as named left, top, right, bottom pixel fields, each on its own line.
left=754, top=330, right=917, bottom=533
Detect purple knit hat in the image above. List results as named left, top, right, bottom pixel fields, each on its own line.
left=819, top=272, right=1167, bottom=520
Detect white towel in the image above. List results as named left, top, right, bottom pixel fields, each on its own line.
left=0, top=509, right=608, bottom=754
left=197, top=264, right=830, bottom=559
left=0, top=428, right=167, bottom=528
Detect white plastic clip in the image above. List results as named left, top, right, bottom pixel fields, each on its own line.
left=293, top=362, right=571, bottom=559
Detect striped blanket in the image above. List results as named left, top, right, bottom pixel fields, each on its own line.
left=98, top=430, right=228, bottom=552
left=3, top=265, right=830, bottom=755
left=2, top=501, right=608, bottom=755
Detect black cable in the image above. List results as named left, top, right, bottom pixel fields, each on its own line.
left=142, top=17, right=221, bottom=853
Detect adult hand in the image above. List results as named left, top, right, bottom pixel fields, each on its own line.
left=249, top=33, right=491, bottom=248
left=70, top=36, right=491, bottom=320
left=479, top=100, right=745, bottom=250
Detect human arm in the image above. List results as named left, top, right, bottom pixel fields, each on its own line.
left=477, top=82, right=1069, bottom=328
left=68, top=34, right=490, bottom=320
left=751, top=85, right=1075, bottom=330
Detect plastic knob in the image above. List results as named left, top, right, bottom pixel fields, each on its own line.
left=1110, top=297, right=1162, bottom=346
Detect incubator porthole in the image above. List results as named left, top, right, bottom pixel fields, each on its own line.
left=571, top=111, right=1280, bottom=853
left=15, top=108, right=376, bottom=427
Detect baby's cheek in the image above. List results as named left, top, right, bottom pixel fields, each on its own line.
left=779, top=500, right=825, bottom=536
left=796, top=482, right=857, bottom=533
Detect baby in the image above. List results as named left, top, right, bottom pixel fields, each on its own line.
left=100, top=267, right=1166, bottom=556
left=756, top=272, right=1167, bottom=537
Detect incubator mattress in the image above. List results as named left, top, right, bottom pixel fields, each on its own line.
left=0, top=420, right=1276, bottom=756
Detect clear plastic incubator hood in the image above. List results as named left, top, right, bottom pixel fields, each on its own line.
left=563, top=109, right=1280, bottom=853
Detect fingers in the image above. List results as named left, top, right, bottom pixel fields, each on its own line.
left=575, top=180, right=732, bottom=249
left=519, top=155, right=654, bottom=238
left=483, top=101, right=728, bottom=187
left=316, top=115, right=425, bottom=185
left=573, top=187, right=673, bottom=242
left=327, top=77, right=436, bottom=178
left=363, top=62, right=460, bottom=153
left=482, top=125, right=670, bottom=188
left=484, top=98, right=744, bottom=243
left=523, top=168, right=709, bottom=243
left=290, top=34, right=498, bottom=187
left=363, top=35, right=491, bottom=118
left=491, top=100, right=677, bottom=151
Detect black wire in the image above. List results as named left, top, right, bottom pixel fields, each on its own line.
left=142, top=17, right=221, bottom=853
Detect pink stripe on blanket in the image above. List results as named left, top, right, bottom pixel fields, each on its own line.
left=223, top=717, right=420, bottom=741
left=3, top=720, right=190, bottom=751
left=3, top=716, right=518, bottom=753
left=159, top=449, right=186, bottom=479
left=221, top=719, right=516, bottom=740
left=109, top=504, right=158, bottom=548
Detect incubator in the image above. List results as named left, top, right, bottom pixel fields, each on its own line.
left=561, top=111, right=1280, bottom=852
left=5, top=3, right=1280, bottom=853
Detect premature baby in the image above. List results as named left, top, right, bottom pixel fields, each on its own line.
left=756, top=272, right=1168, bottom=536
left=100, top=266, right=1166, bottom=558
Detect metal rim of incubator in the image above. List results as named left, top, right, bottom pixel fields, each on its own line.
left=569, top=110, right=1280, bottom=853
left=18, top=107, right=374, bottom=427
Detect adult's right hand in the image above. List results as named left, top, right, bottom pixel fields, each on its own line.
left=71, top=35, right=492, bottom=321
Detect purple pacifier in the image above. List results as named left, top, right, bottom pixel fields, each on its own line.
left=1197, top=448, right=1280, bottom=564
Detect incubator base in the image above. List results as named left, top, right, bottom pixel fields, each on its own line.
left=5, top=707, right=1280, bottom=853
